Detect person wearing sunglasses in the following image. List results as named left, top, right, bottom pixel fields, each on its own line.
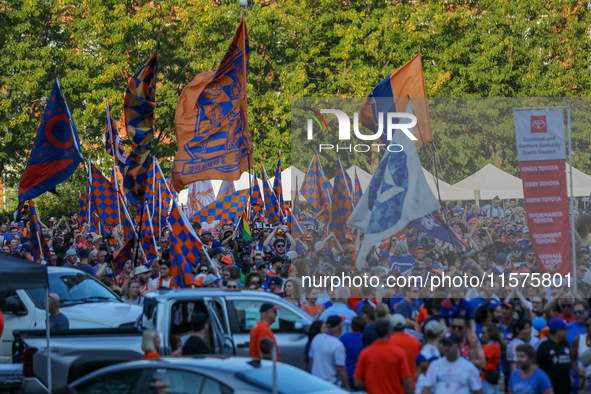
left=196, top=264, right=211, bottom=276
left=225, top=280, right=239, bottom=290
left=566, top=299, right=590, bottom=345
left=262, top=224, right=296, bottom=256
left=544, top=286, right=578, bottom=323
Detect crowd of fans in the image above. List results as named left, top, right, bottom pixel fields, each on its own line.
left=2, top=195, right=589, bottom=394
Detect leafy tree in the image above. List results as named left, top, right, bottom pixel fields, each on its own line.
left=1, top=0, right=591, bottom=204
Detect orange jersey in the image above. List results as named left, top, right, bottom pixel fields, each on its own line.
left=249, top=321, right=280, bottom=361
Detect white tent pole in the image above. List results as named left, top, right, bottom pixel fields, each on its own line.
left=568, top=105, right=577, bottom=291
left=45, top=287, right=52, bottom=393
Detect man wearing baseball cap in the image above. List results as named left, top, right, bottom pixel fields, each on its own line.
left=309, top=315, right=349, bottom=389
left=536, top=317, right=571, bottom=394
left=421, top=331, right=482, bottom=394
left=20, top=243, right=34, bottom=262
left=390, top=314, right=422, bottom=382
left=75, top=249, right=95, bottom=276
left=249, top=303, right=280, bottom=361
left=134, top=265, right=152, bottom=295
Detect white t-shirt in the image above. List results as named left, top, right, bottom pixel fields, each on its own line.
left=416, top=374, right=432, bottom=394
left=420, top=343, right=441, bottom=359
left=425, top=356, right=482, bottom=394
left=507, top=336, right=540, bottom=362
left=309, top=333, right=347, bottom=386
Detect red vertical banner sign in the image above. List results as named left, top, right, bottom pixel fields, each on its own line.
left=514, top=110, right=571, bottom=276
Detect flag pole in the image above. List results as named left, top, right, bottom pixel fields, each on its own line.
left=106, top=101, right=124, bottom=231
left=134, top=206, right=145, bottom=267
left=247, top=154, right=254, bottom=230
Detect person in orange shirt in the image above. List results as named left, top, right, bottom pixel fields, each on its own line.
left=481, top=323, right=501, bottom=392
left=249, top=303, right=280, bottom=361
left=301, top=287, right=325, bottom=318
left=354, top=318, right=413, bottom=394
left=141, top=329, right=161, bottom=360
left=389, top=314, right=422, bottom=384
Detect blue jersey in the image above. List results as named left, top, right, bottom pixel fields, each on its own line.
left=508, top=368, right=552, bottom=394
left=440, top=298, right=474, bottom=327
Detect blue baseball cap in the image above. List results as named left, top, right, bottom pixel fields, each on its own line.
left=20, top=243, right=31, bottom=252
left=548, top=317, right=568, bottom=332
left=487, top=299, right=501, bottom=312
left=49, top=217, right=57, bottom=222
left=406, top=230, right=415, bottom=237
left=378, top=250, right=391, bottom=259
left=496, top=253, right=507, bottom=264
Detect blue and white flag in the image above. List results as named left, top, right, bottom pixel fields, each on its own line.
left=347, top=101, right=440, bottom=268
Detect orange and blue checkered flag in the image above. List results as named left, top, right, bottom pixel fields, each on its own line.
left=169, top=199, right=200, bottom=287
left=354, top=168, right=363, bottom=205
left=90, top=163, right=120, bottom=230
left=105, top=100, right=128, bottom=171
left=261, top=165, right=282, bottom=223
left=78, top=191, right=88, bottom=232
left=300, top=152, right=332, bottom=214
left=113, top=236, right=135, bottom=274
left=251, top=170, right=264, bottom=215
left=172, top=17, right=252, bottom=191
left=194, top=189, right=249, bottom=224
left=328, top=157, right=354, bottom=243
left=28, top=200, right=52, bottom=264
left=140, top=208, right=158, bottom=264
left=123, top=50, right=158, bottom=208
left=273, top=150, right=284, bottom=209
left=217, top=180, right=235, bottom=200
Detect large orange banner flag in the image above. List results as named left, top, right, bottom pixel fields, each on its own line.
left=172, top=17, right=252, bottom=192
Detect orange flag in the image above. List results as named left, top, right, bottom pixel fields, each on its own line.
left=172, top=17, right=252, bottom=192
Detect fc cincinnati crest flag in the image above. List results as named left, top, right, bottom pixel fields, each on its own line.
left=122, top=50, right=158, bottom=207
left=19, top=78, right=83, bottom=202
left=348, top=101, right=440, bottom=269
left=172, top=17, right=252, bottom=192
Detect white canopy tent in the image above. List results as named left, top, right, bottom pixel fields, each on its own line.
left=178, top=171, right=263, bottom=205
left=328, top=165, right=373, bottom=192
left=422, top=167, right=474, bottom=201
left=271, top=165, right=306, bottom=202
left=567, top=163, right=591, bottom=197
left=453, top=163, right=524, bottom=203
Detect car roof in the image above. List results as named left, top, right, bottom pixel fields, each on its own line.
left=143, top=288, right=285, bottom=301
left=78, top=356, right=286, bottom=381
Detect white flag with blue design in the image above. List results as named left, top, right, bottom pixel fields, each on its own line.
left=347, top=101, right=440, bottom=268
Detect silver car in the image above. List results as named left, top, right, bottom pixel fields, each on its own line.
left=69, top=357, right=349, bottom=394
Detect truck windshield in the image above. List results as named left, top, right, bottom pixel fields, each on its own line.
left=25, top=271, right=120, bottom=308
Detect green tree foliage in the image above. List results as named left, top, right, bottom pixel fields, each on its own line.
left=1, top=0, right=590, bottom=199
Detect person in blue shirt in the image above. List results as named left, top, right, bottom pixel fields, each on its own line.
left=339, top=316, right=366, bottom=389
left=319, top=287, right=357, bottom=334
left=508, top=343, right=553, bottom=394
left=567, top=299, right=588, bottom=345
left=440, top=285, right=475, bottom=330
left=44, top=293, right=69, bottom=330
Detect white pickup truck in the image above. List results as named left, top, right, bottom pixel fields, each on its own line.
left=0, top=266, right=142, bottom=364
left=17, top=288, right=315, bottom=393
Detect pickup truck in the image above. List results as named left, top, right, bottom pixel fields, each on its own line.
left=17, top=289, right=314, bottom=393
left=0, top=266, right=142, bottom=364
